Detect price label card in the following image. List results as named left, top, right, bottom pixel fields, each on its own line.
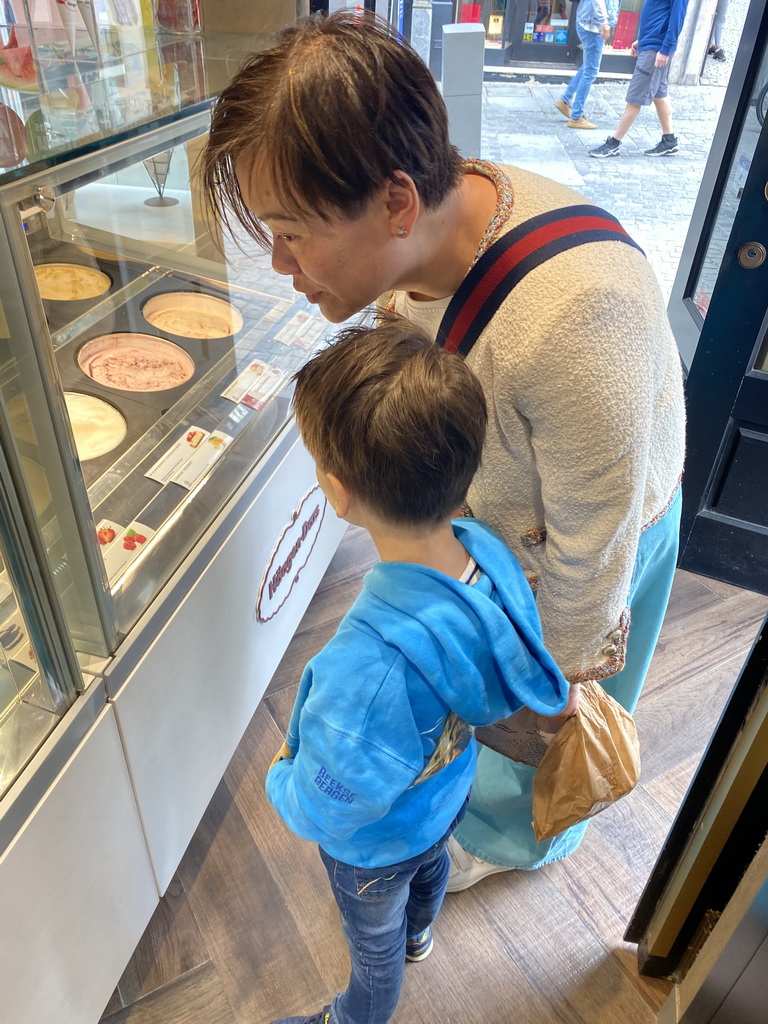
left=170, top=431, right=233, bottom=490
left=222, top=360, right=285, bottom=409
left=274, top=310, right=327, bottom=348
left=96, top=519, right=156, bottom=582
left=145, top=426, right=210, bottom=485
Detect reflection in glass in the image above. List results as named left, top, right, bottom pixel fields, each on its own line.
left=519, top=1, right=572, bottom=45
left=604, top=0, right=645, bottom=55
left=693, top=42, right=768, bottom=317
left=755, top=331, right=768, bottom=373
left=0, top=553, right=60, bottom=799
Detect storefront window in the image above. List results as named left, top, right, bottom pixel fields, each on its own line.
left=604, top=0, right=645, bottom=57
left=520, top=1, right=571, bottom=46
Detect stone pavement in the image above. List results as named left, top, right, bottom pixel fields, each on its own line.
left=479, top=79, right=728, bottom=300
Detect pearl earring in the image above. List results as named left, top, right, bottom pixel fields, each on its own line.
left=396, top=227, right=407, bottom=237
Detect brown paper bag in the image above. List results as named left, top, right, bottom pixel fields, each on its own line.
left=532, top=681, right=640, bottom=842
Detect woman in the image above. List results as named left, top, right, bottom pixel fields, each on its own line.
left=202, top=12, right=685, bottom=891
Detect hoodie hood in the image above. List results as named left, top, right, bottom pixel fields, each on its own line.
left=355, top=518, right=569, bottom=726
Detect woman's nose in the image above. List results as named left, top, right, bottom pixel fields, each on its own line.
left=271, top=237, right=300, bottom=276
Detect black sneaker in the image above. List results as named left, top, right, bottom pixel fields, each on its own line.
left=645, top=136, right=679, bottom=156
left=589, top=137, right=622, bottom=158
left=406, top=926, right=434, bottom=962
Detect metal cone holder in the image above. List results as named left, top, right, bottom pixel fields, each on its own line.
left=143, top=149, right=178, bottom=207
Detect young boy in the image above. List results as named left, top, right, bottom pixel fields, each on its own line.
left=266, top=318, right=570, bottom=1024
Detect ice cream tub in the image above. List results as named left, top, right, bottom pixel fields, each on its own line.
left=77, top=333, right=196, bottom=392
left=142, top=291, right=244, bottom=339
left=34, top=262, right=112, bottom=302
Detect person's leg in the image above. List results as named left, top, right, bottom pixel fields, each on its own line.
left=449, top=490, right=683, bottom=879
left=590, top=49, right=653, bottom=155
left=710, top=0, right=730, bottom=49
left=319, top=850, right=411, bottom=1024
left=404, top=840, right=450, bottom=938
left=645, top=64, right=678, bottom=155
left=653, top=96, right=673, bottom=135
left=570, top=29, right=605, bottom=120
left=561, top=23, right=589, bottom=106
left=561, top=65, right=583, bottom=106
left=613, top=102, right=642, bottom=140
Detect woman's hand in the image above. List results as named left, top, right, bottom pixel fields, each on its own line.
left=535, top=682, right=581, bottom=734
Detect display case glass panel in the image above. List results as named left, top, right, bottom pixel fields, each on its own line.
left=0, top=521, right=76, bottom=799
left=0, top=18, right=335, bottom=654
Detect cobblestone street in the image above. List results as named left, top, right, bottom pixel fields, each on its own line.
left=480, top=79, right=728, bottom=299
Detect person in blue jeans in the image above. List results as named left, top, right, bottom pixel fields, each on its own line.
left=554, top=0, right=619, bottom=130
left=265, top=318, right=570, bottom=1024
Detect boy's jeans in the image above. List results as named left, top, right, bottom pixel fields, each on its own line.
left=319, top=803, right=466, bottom=1024
left=562, top=24, right=605, bottom=120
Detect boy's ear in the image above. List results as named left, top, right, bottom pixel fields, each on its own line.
left=325, top=472, right=353, bottom=519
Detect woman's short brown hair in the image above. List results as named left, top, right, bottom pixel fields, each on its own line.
left=293, top=317, right=487, bottom=526
left=201, top=11, right=463, bottom=247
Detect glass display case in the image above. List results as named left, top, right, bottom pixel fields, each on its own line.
left=0, top=10, right=334, bottom=656
left=0, top=438, right=81, bottom=798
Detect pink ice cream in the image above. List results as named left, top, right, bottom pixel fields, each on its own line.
left=78, top=334, right=194, bottom=392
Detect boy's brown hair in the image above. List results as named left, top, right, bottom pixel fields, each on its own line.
left=200, top=11, right=463, bottom=248
left=293, top=317, right=487, bottom=526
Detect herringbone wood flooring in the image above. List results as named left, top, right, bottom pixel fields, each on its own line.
left=100, top=526, right=768, bottom=1024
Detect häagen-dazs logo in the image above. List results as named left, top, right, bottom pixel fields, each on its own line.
left=256, top=486, right=327, bottom=623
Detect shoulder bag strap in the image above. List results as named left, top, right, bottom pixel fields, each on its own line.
left=436, top=204, right=645, bottom=357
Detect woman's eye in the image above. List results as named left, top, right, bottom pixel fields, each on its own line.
left=276, top=233, right=296, bottom=243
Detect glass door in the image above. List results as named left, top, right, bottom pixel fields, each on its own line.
left=668, top=0, right=768, bottom=593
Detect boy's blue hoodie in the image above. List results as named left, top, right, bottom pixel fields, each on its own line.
left=266, top=518, right=569, bottom=868
left=637, top=0, right=689, bottom=56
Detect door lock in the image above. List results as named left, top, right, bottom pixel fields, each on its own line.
left=737, top=242, right=766, bottom=269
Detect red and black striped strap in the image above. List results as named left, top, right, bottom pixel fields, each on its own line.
left=436, top=204, right=644, bottom=357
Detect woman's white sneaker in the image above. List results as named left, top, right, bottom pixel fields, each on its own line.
left=445, top=835, right=512, bottom=892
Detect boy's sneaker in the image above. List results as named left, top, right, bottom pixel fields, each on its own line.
left=406, top=927, right=434, bottom=962
left=645, top=135, right=679, bottom=156
left=554, top=98, right=572, bottom=119
left=589, top=136, right=622, bottom=158
left=567, top=115, right=597, bottom=130
left=269, top=1008, right=331, bottom=1024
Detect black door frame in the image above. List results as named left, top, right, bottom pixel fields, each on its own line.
left=665, top=0, right=768, bottom=593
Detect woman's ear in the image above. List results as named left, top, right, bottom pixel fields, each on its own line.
left=386, top=171, right=420, bottom=239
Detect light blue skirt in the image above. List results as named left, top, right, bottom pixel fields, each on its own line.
left=452, top=489, right=682, bottom=869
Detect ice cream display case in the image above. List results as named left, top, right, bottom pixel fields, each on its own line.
left=3, top=109, right=334, bottom=654
left=0, top=17, right=350, bottom=1024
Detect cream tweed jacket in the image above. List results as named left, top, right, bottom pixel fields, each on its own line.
left=393, top=165, right=686, bottom=683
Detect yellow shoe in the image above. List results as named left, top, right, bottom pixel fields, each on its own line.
left=567, top=116, right=597, bottom=130
left=554, top=98, right=572, bottom=119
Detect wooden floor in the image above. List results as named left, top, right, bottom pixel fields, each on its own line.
left=99, top=526, right=768, bottom=1024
